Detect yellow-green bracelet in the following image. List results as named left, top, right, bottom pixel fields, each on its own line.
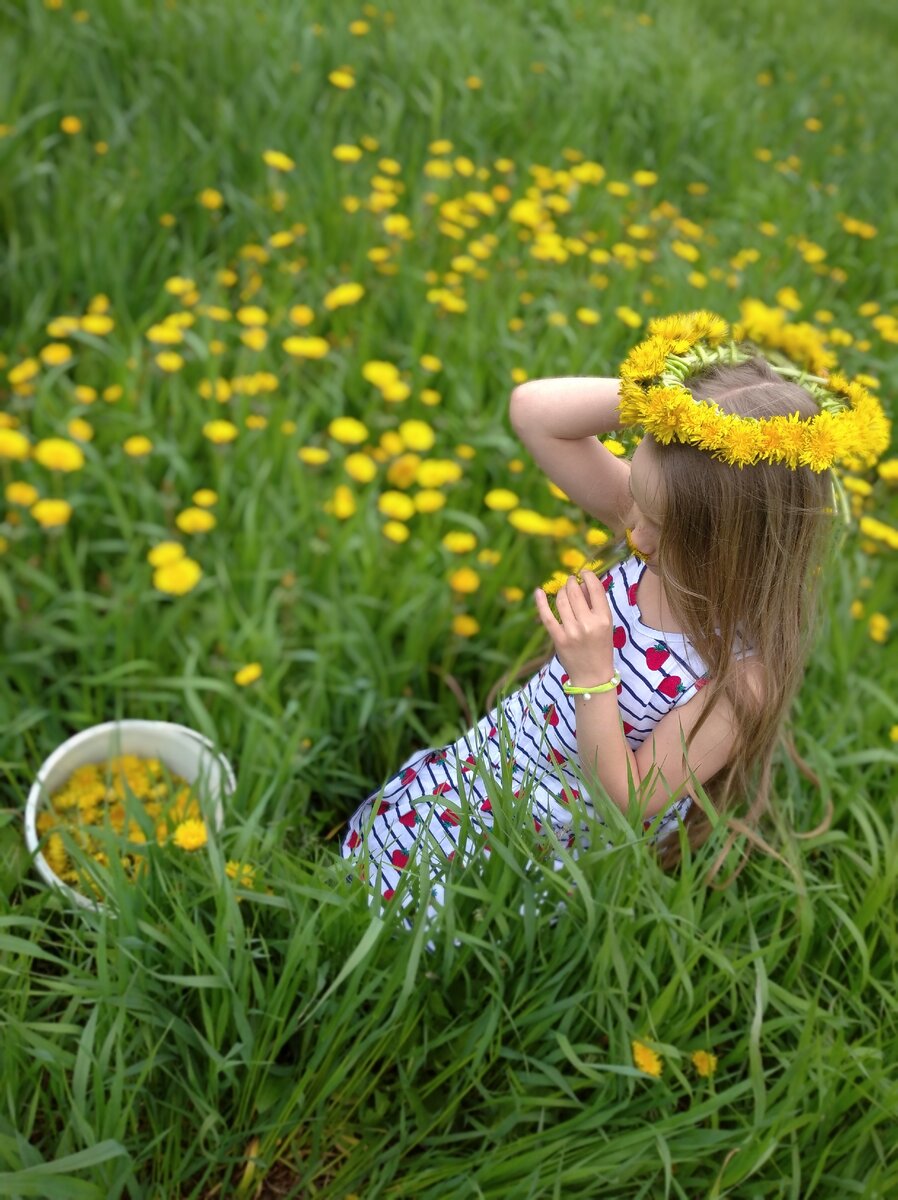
left=561, top=670, right=621, bottom=700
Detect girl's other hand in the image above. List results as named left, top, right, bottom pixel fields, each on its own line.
left=534, top=570, right=616, bottom=687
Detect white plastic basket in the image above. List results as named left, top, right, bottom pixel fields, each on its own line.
left=24, top=720, right=237, bottom=912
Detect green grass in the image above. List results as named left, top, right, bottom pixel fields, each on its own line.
left=1, top=0, right=898, bottom=1195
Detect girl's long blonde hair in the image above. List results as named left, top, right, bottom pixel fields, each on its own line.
left=648, top=354, right=835, bottom=882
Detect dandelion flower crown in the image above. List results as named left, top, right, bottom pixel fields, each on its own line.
left=539, top=304, right=892, bottom=610
left=617, top=305, right=892, bottom=473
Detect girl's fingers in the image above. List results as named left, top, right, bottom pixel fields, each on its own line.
left=563, top=576, right=588, bottom=616
left=534, top=588, right=561, bottom=632
left=555, top=586, right=575, bottom=624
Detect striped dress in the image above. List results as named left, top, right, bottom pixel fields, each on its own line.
left=340, top=555, right=712, bottom=927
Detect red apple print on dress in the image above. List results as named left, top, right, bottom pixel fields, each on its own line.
left=533, top=817, right=543, bottom=833
left=695, top=676, right=708, bottom=690
left=546, top=748, right=567, bottom=766
left=432, top=782, right=452, bottom=795
left=642, top=819, right=652, bottom=831
left=461, top=754, right=476, bottom=772
left=613, top=625, right=626, bottom=649
left=481, top=797, right=492, bottom=812
left=658, top=675, right=685, bottom=698
left=347, top=829, right=361, bottom=850
left=440, top=808, right=460, bottom=826
left=488, top=725, right=498, bottom=737
left=627, top=581, right=639, bottom=606
left=645, top=641, right=670, bottom=671
left=561, top=673, right=570, bottom=686
left=616, top=682, right=623, bottom=694
left=623, top=721, right=634, bottom=734
left=401, top=766, right=419, bottom=785
left=398, top=809, right=417, bottom=828
left=426, top=749, right=448, bottom=765
left=391, top=849, right=409, bottom=869
left=558, top=787, right=580, bottom=806
left=377, top=801, right=389, bottom=816
left=384, top=888, right=395, bottom=900
left=541, top=702, right=559, bottom=727
left=602, top=574, right=613, bottom=592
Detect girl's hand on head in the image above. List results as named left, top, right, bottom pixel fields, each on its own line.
left=534, top=570, right=616, bottom=687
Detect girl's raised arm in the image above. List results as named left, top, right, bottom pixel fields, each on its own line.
left=509, top=377, right=631, bottom=534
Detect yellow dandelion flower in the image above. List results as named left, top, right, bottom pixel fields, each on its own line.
left=770, top=412, right=807, bottom=469
left=362, top=360, right=400, bottom=388
left=262, top=149, right=295, bottom=171
left=333, top=143, right=363, bottom=162
left=153, top=557, right=203, bottom=595
left=33, top=437, right=85, bottom=472
left=868, top=613, right=890, bottom=644
left=799, top=411, right=842, bottom=472
left=201, top=420, right=238, bottom=445
left=327, top=484, right=356, bottom=519
left=8, top=357, right=40, bottom=386
left=414, top=489, right=446, bottom=513
left=328, top=417, right=368, bottom=445
left=442, top=530, right=477, bottom=553
left=632, top=1040, right=663, bottom=1077
left=198, top=187, right=224, bottom=210
left=80, top=313, right=114, bottom=335
left=31, top=498, right=72, bottom=528
left=236, top=305, right=268, bottom=326
left=382, top=520, right=410, bottom=543
left=234, top=662, right=262, bottom=686
left=718, top=416, right=761, bottom=468
left=283, top=336, right=329, bottom=359
left=632, top=169, right=658, bottom=187
left=287, top=305, right=314, bottom=327
left=452, top=614, right=480, bottom=637
left=147, top=541, right=185, bottom=567
left=448, top=567, right=480, bottom=594
left=226, top=860, right=257, bottom=887
left=323, top=282, right=365, bottom=310
left=620, top=336, right=670, bottom=381
left=398, top=420, right=436, bottom=452
left=616, top=306, right=642, bottom=329
left=193, top=489, right=218, bottom=506
left=6, top=481, right=39, bottom=505
left=164, top=276, right=196, bottom=296
left=416, top=459, right=462, bottom=488
left=344, top=452, right=377, bottom=483
left=0, top=429, right=31, bottom=460
left=173, top=818, right=208, bottom=851
left=40, top=342, right=74, bottom=367
left=60, top=115, right=82, bottom=134
left=67, top=418, right=93, bottom=443
left=175, top=507, right=216, bottom=534
left=298, top=446, right=330, bottom=465
left=484, top=488, right=519, bottom=511
left=507, top=508, right=553, bottom=535
left=329, top=68, right=356, bottom=89
left=155, top=351, right=185, bottom=372
left=641, top=387, right=694, bottom=445
left=378, top=491, right=416, bottom=520
left=691, top=1050, right=718, bottom=1077
left=146, top=323, right=184, bottom=345
left=420, top=354, right=442, bottom=372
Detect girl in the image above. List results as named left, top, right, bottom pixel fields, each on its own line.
left=340, top=310, right=888, bottom=931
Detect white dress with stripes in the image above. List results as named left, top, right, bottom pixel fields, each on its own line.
left=340, top=555, right=713, bottom=923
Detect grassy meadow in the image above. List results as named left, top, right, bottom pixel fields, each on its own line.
left=2, top=0, right=898, bottom=1195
